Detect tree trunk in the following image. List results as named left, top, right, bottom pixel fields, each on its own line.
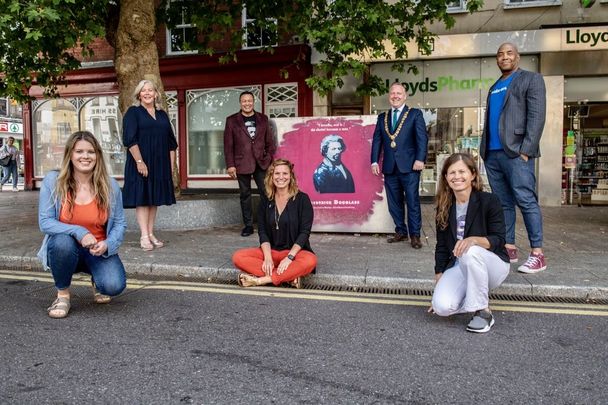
left=114, top=0, right=180, bottom=194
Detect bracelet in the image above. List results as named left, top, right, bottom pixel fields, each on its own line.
left=136, top=160, right=143, bottom=164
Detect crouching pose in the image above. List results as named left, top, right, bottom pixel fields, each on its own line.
left=232, top=159, right=317, bottom=288
left=431, top=153, right=510, bottom=333
left=38, top=131, right=127, bottom=318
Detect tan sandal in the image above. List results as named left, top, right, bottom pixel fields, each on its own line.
left=149, top=234, right=164, bottom=248
left=48, top=296, right=71, bottom=319
left=91, top=280, right=111, bottom=304
left=140, top=236, right=154, bottom=251
left=290, top=277, right=302, bottom=289
left=237, top=273, right=259, bottom=287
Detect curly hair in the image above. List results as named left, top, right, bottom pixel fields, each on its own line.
left=435, top=153, right=483, bottom=230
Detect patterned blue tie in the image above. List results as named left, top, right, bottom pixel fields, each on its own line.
left=392, top=109, right=399, bottom=131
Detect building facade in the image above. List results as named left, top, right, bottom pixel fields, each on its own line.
left=321, top=0, right=608, bottom=206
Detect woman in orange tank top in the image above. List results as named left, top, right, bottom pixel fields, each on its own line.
left=38, top=131, right=127, bottom=319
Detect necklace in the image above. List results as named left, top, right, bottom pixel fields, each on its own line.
left=274, top=205, right=281, bottom=230
left=383, top=108, right=410, bottom=148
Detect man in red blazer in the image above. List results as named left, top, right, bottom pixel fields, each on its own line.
left=224, top=91, right=276, bottom=236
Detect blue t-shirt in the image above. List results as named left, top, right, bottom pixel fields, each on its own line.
left=488, top=73, right=517, bottom=151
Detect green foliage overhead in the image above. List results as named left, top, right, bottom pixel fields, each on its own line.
left=0, top=0, right=483, bottom=102
left=0, top=0, right=108, bottom=103
left=160, top=0, right=483, bottom=96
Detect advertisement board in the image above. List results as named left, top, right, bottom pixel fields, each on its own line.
left=274, top=116, right=394, bottom=233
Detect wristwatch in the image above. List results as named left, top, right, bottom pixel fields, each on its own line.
left=136, top=159, right=143, bottom=163
left=287, top=254, right=296, bottom=261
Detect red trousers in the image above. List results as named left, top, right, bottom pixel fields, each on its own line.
left=232, top=248, right=317, bottom=286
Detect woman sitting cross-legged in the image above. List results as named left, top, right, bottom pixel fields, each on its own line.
left=430, top=153, right=510, bottom=333
left=232, top=159, right=317, bottom=288
left=38, top=131, right=127, bottom=319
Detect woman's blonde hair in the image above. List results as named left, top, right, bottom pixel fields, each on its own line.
left=56, top=131, right=111, bottom=218
left=132, top=79, right=161, bottom=109
left=264, top=159, right=299, bottom=201
left=435, top=153, right=483, bottom=230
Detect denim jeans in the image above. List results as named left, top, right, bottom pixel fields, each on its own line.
left=484, top=150, right=543, bottom=248
left=1, top=160, right=18, bottom=188
left=47, top=233, right=126, bottom=295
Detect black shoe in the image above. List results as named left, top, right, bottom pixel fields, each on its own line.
left=387, top=233, right=408, bottom=243
left=241, top=226, right=254, bottom=237
left=410, top=235, right=423, bottom=249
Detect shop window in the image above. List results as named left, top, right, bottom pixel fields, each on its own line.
left=242, top=7, right=277, bottom=49
left=79, top=96, right=123, bottom=176
left=0, top=98, right=7, bottom=116
left=421, top=107, right=489, bottom=196
left=32, top=96, right=124, bottom=178
left=265, top=83, right=298, bottom=118
left=166, top=3, right=197, bottom=55
left=186, top=86, right=261, bottom=176
left=32, top=99, right=79, bottom=177
left=447, top=0, right=467, bottom=12
left=504, top=0, right=561, bottom=8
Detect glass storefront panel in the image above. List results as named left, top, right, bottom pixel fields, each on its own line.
left=33, top=99, right=78, bottom=176
left=79, top=96, right=123, bottom=176
left=187, top=87, right=261, bottom=175
left=33, top=97, right=124, bottom=177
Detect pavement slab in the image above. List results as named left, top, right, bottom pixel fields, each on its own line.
left=1, top=191, right=608, bottom=299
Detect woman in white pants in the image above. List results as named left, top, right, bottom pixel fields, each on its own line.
left=431, top=153, right=510, bottom=333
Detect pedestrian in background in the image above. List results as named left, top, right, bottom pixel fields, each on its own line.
left=480, top=42, right=547, bottom=274
left=224, top=91, right=276, bottom=237
left=38, top=131, right=127, bottom=319
left=122, top=79, right=178, bottom=251
left=371, top=82, right=428, bottom=249
left=430, top=153, right=510, bottom=333
left=0, top=136, right=20, bottom=192
left=233, top=159, right=317, bottom=288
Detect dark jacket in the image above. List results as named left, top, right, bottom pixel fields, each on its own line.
left=258, top=192, right=314, bottom=253
left=370, top=106, right=428, bottom=174
left=435, top=191, right=509, bottom=274
left=480, top=69, right=546, bottom=159
left=223, top=111, right=276, bottom=174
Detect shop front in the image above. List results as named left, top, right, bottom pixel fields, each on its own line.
left=26, top=45, right=313, bottom=190
left=356, top=25, right=608, bottom=207
left=369, top=55, right=540, bottom=199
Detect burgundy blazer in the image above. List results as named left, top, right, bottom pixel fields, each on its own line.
left=223, top=111, right=276, bottom=174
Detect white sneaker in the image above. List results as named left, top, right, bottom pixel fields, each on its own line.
left=12, top=188, right=19, bottom=192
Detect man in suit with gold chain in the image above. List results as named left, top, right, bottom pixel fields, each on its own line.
left=371, top=82, right=428, bottom=249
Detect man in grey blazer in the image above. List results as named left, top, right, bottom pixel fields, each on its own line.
left=480, top=42, right=546, bottom=274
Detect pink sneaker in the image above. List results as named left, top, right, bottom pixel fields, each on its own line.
left=506, top=247, right=518, bottom=263
left=517, top=252, right=547, bottom=274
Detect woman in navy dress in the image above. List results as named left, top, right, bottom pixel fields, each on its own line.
left=122, top=79, right=178, bottom=250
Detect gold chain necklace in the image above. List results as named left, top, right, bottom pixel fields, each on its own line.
left=384, top=108, right=410, bottom=148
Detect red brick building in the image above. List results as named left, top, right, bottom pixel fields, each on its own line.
left=23, top=20, right=313, bottom=190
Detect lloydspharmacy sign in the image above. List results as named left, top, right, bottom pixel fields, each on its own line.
left=563, top=27, right=608, bottom=50
left=389, top=76, right=496, bottom=96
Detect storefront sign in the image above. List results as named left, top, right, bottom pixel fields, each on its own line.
left=371, top=56, right=538, bottom=110
left=274, top=116, right=393, bottom=233
left=564, top=28, right=608, bottom=50
left=0, top=121, right=23, bottom=134
left=393, top=76, right=496, bottom=96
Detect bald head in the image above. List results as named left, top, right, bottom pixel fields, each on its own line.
left=496, top=42, right=520, bottom=76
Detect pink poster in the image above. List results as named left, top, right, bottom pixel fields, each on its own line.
left=274, top=116, right=394, bottom=233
